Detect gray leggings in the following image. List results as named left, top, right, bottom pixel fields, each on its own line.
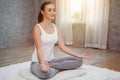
left=30, top=56, right=83, bottom=79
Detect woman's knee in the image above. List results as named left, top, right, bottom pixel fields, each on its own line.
left=41, top=68, right=59, bottom=79
left=31, top=68, right=58, bottom=79
left=75, top=58, right=83, bottom=67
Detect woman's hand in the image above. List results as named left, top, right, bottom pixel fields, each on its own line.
left=80, top=52, right=93, bottom=59
left=40, top=63, right=48, bottom=72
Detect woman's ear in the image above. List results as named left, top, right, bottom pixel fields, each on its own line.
left=41, top=10, right=44, bottom=15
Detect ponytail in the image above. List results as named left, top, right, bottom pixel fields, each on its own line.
left=38, top=11, right=43, bottom=23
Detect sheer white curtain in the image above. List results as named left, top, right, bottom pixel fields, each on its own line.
left=85, top=0, right=109, bottom=49
left=56, top=0, right=109, bottom=49
left=56, top=0, right=73, bottom=45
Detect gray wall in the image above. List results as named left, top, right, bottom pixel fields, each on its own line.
left=108, top=0, right=120, bottom=50
left=0, top=0, right=55, bottom=48
left=0, top=0, right=38, bottom=48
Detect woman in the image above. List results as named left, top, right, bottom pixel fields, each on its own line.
left=30, top=1, right=92, bottom=79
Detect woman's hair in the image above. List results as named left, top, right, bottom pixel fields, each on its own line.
left=38, top=2, right=54, bottom=23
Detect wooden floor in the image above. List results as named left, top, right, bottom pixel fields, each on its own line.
left=0, top=45, right=120, bottom=72
left=0, top=46, right=34, bottom=67
left=94, top=56, right=120, bottom=71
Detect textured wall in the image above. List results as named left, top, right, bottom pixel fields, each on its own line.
left=0, top=0, right=56, bottom=48
left=108, top=0, right=120, bottom=50
left=0, top=0, right=38, bottom=48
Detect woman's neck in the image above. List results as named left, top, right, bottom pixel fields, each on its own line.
left=41, top=20, right=53, bottom=29
left=42, top=19, right=52, bottom=25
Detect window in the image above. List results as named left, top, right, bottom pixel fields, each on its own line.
left=70, top=0, right=86, bottom=22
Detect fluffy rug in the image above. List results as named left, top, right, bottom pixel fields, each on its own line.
left=0, top=61, right=120, bottom=80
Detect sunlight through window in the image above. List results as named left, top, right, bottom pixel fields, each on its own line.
left=70, top=0, right=83, bottom=22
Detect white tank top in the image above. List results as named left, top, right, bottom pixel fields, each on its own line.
left=32, top=23, right=58, bottom=62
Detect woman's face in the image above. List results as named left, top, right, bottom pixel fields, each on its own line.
left=42, top=4, right=56, bottom=20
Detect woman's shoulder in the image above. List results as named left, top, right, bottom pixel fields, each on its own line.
left=33, top=24, right=39, bottom=30
left=52, top=23, right=59, bottom=30
left=33, top=23, right=41, bottom=34
left=35, top=23, right=41, bottom=27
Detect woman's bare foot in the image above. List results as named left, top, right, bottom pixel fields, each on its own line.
left=48, top=63, right=53, bottom=68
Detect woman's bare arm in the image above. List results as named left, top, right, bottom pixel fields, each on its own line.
left=32, top=25, right=48, bottom=72
left=56, top=26, right=92, bottom=59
